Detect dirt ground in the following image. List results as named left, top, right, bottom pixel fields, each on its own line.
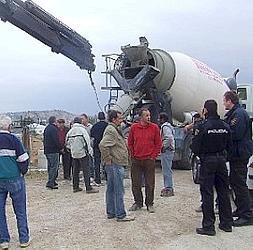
left=5, top=168, right=253, bottom=250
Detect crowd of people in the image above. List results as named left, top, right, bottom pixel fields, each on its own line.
left=0, top=90, right=253, bottom=248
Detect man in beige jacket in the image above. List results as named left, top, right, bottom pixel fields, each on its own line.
left=99, top=110, right=134, bottom=222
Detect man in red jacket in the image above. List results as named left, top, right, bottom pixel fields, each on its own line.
left=128, top=108, right=162, bottom=213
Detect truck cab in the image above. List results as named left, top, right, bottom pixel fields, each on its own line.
left=237, top=84, right=253, bottom=118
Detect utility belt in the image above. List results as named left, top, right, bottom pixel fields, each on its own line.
left=201, top=151, right=226, bottom=158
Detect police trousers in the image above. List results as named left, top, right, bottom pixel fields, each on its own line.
left=199, top=155, right=232, bottom=230
left=230, top=159, right=253, bottom=219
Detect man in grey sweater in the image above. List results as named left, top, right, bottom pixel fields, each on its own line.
left=159, top=112, right=175, bottom=197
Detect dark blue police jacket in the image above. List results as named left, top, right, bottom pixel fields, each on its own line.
left=224, top=104, right=253, bottom=160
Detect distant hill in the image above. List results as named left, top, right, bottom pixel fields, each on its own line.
left=2, top=110, right=77, bottom=124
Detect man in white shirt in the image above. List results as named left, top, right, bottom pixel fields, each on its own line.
left=66, top=117, right=98, bottom=194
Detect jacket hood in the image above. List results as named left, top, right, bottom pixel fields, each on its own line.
left=72, top=123, right=86, bottom=129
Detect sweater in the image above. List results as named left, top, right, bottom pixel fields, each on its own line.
left=0, top=131, right=29, bottom=179
left=128, top=122, right=162, bottom=160
left=161, top=122, right=175, bottom=151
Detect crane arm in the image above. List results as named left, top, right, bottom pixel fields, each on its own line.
left=0, top=0, right=95, bottom=71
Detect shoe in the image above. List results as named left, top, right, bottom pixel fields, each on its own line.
left=233, top=217, right=253, bottom=227
left=91, top=181, right=101, bottom=187
left=95, top=181, right=105, bottom=186
left=116, top=215, right=135, bottom=222
left=20, top=240, right=31, bottom=248
left=46, top=185, right=58, bottom=190
left=218, top=224, right=232, bottom=232
left=160, top=188, right=174, bottom=197
left=0, top=242, right=9, bottom=249
left=232, top=210, right=240, bottom=217
left=86, top=188, right=99, bottom=194
left=107, top=215, right=115, bottom=219
left=196, top=227, right=216, bottom=236
left=195, top=206, right=202, bottom=213
left=73, top=187, right=83, bottom=193
left=129, top=203, right=142, bottom=211
left=54, top=182, right=58, bottom=186
left=147, top=205, right=155, bottom=213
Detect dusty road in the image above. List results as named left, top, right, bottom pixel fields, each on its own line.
left=5, top=169, right=253, bottom=250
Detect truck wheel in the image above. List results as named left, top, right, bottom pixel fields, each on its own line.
left=178, top=135, right=192, bottom=170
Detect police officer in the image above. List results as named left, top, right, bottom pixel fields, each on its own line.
left=191, top=100, right=233, bottom=236
left=223, top=91, right=253, bottom=226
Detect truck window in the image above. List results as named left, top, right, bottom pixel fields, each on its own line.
left=237, top=88, right=247, bottom=100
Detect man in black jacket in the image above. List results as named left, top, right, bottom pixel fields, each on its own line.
left=90, top=112, right=108, bottom=184
left=43, top=116, right=61, bottom=189
left=57, top=119, right=72, bottom=180
left=223, top=91, right=253, bottom=226
left=191, top=100, right=233, bottom=236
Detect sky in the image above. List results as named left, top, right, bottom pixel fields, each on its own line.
left=0, top=0, right=252, bottom=115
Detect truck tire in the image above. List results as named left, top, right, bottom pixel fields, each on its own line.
left=178, top=135, right=192, bottom=170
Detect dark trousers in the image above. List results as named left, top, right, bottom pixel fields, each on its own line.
left=131, top=159, right=155, bottom=207
left=72, top=156, right=91, bottom=191
left=249, top=190, right=253, bottom=211
left=200, top=156, right=232, bottom=230
left=60, top=151, right=72, bottom=179
left=230, top=160, right=252, bottom=219
left=94, top=148, right=102, bottom=184
left=88, top=155, right=95, bottom=179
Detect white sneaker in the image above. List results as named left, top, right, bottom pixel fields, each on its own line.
left=92, top=182, right=100, bottom=187
left=20, top=240, right=31, bottom=248
left=92, top=181, right=104, bottom=187
left=116, top=215, right=135, bottom=222
left=0, top=242, right=9, bottom=249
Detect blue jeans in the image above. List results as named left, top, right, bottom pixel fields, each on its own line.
left=160, top=150, right=174, bottom=190
left=0, top=176, right=29, bottom=244
left=46, top=153, right=59, bottom=187
left=105, top=164, right=126, bottom=219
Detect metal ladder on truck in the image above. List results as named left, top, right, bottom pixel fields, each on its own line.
left=101, top=54, right=122, bottom=111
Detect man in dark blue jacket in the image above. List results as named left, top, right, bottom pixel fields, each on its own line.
left=223, top=91, right=253, bottom=227
left=90, top=112, right=108, bottom=184
left=0, top=115, right=30, bottom=249
left=43, top=116, right=61, bottom=189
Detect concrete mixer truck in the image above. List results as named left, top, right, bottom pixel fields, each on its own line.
left=102, top=37, right=239, bottom=170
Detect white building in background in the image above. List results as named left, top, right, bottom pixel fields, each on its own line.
left=27, top=123, right=46, bottom=135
